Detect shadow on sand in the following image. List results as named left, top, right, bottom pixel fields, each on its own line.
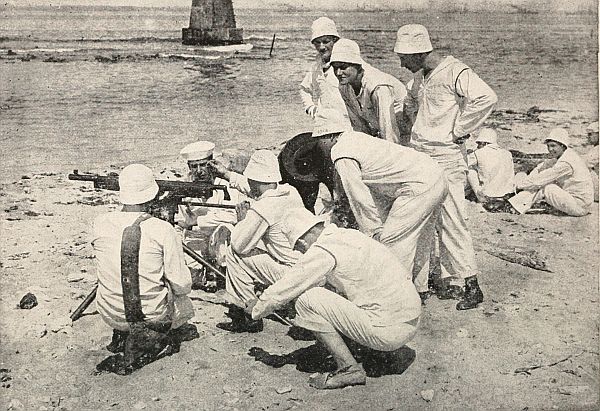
left=94, top=324, right=200, bottom=376
left=248, top=343, right=416, bottom=378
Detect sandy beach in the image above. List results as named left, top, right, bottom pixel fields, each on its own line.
left=0, top=145, right=598, bottom=410
left=1, top=4, right=599, bottom=410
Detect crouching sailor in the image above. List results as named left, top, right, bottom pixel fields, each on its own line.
left=210, top=150, right=305, bottom=332
left=509, top=128, right=594, bottom=216
left=248, top=208, right=421, bottom=390
left=92, top=164, right=195, bottom=372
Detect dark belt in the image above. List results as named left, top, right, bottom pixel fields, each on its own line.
left=121, top=213, right=152, bottom=324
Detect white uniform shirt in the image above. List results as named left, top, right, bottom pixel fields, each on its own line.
left=253, top=224, right=421, bottom=325
left=405, top=56, right=498, bottom=162
left=516, top=148, right=594, bottom=206
left=469, top=144, right=515, bottom=197
left=338, top=63, right=407, bottom=144
left=331, top=131, right=443, bottom=237
left=92, top=212, right=192, bottom=331
left=583, top=146, right=599, bottom=173
left=230, top=184, right=304, bottom=265
left=299, top=57, right=350, bottom=124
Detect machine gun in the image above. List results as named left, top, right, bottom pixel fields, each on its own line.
left=68, top=170, right=232, bottom=224
left=68, top=169, right=236, bottom=322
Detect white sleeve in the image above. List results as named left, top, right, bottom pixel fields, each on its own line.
left=453, top=69, right=498, bottom=138
left=334, top=158, right=383, bottom=237
left=252, top=246, right=334, bottom=319
left=299, top=68, right=316, bottom=111
left=228, top=172, right=251, bottom=195
left=163, top=226, right=192, bottom=296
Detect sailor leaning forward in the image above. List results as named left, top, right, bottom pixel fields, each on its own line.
left=312, top=109, right=447, bottom=299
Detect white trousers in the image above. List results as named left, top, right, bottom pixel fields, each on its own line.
left=416, top=159, right=479, bottom=282
left=225, top=247, right=291, bottom=308
left=294, top=287, right=419, bottom=352
left=379, top=176, right=448, bottom=293
left=509, top=182, right=590, bottom=217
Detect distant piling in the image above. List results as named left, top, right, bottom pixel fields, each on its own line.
left=269, top=34, right=276, bottom=57
left=182, top=0, right=243, bottom=46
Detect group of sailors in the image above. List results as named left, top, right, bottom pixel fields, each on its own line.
left=90, top=19, right=598, bottom=387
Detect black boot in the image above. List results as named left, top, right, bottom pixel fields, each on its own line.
left=434, top=278, right=464, bottom=300
left=456, top=276, right=484, bottom=310
left=106, top=329, right=128, bottom=353
left=217, top=305, right=263, bottom=333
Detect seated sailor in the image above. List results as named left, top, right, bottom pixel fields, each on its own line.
left=583, top=121, right=598, bottom=202
left=175, top=141, right=249, bottom=285
left=466, top=128, right=515, bottom=205
left=509, top=128, right=594, bottom=216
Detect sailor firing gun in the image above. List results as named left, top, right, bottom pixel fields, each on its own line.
left=68, top=168, right=232, bottom=225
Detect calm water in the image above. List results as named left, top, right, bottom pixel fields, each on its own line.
left=0, top=6, right=598, bottom=181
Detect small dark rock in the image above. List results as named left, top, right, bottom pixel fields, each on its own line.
left=19, top=293, right=38, bottom=309
left=1, top=368, right=12, bottom=386
left=21, top=175, right=31, bottom=180
left=24, top=210, right=40, bottom=217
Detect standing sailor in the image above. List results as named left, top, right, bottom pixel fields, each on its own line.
left=299, top=17, right=351, bottom=127
left=394, top=24, right=496, bottom=309
left=330, top=39, right=408, bottom=145
left=509, top=128, right=594, bottom=216
left=248, top=207, right=422, bottom=389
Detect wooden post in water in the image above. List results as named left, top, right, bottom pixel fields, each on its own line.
left=182, top=0, right=243, bottom=46
left=269, top=33, right=276, bottom=57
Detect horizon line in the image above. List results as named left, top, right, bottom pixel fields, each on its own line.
left=2, top=4, right=598, bottom=13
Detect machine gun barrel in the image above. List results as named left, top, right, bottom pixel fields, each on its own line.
left=68, top=170, right=231, bottom=201
left=182, top=201, right=237, bottom=210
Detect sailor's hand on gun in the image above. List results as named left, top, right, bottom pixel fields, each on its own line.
left=207, top=160, right=231, bottom=180
left=236, top=200, right=251, bottom=222
left=177, top=205, right=197, bottom=229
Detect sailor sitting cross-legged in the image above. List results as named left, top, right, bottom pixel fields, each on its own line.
left=466, top=128, right=515, bottom=208
left=208, top=149, right=305, bottom=333
left=509, top=128, right=594, bottom=216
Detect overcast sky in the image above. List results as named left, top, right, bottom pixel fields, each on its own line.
left=7, top=0, right=597, bottom=12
